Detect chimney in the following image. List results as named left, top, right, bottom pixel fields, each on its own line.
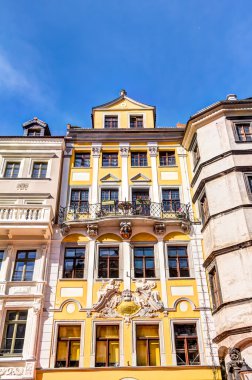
left=226, top=94, right=238, bottom=101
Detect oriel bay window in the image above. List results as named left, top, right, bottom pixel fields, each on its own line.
left=98, top=247, right=119, bottom=278
left=95, top=325, right=119, bottom=367
left=136, top=325, right=160, bottom=366
left=174, top=324, right=200, bottom=365
left=168, top=246, right=189, bottom=277
left=56, top=326, right=81, bottom=368
left=70, top=189, right=89, bottom=212
left=63, top=247, right=85, bottom=278
left=12, top=250, right=36, bottom=281
left=134, top=246, right=155, bottom=278
left=0, top=311, right=27, bottom=355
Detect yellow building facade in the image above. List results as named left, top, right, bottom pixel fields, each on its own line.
left=37, top=91, right=221, bottom=380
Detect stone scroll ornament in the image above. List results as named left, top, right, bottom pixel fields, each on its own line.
left=93, top=279, right=164, bottom=324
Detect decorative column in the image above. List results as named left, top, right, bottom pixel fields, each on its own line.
left=86, top=239, right=96, bottom=308
left=119, top=143, right=130, bottom=201
left=91, top=144, right=102, bottom=204
left=148, top=142, right=160, bottom=203
left=177, top=147, right=191, bottom=205
left=25, top=302, right=42, bottom=360
left=122, top=240, right=131, bottom=290
left=59, top=146, right=73, bottom=208
left=157, top=239, right=168, bottom=308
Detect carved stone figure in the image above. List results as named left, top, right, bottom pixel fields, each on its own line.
left=119, top=221, right=132, bottom=239
left=226, top=348, right=250, bottom=380
left=95, top=279, right=120, bottom=304
left=86, top=224, right=98, bottom=237
left=153, top=222, right=166, bottom=235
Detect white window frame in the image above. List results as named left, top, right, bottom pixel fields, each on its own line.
left=0, top=159, right=23, bottom=179
left=95, top=242, right=123, bottom=280
left=165, top=241, right=195, bottom=279
left=67, top=186, right=91, bottom=207
left=132, top=319, right=165, bottom=366
left=130, top=185, right=152, bottom=202
left=170, top=319, right=204, bottom=366
left=50, top=320, right=85, bottom=368
left=28, top=159, right=51, bottom=179
left=128, top=113, right=146, bottom=129
left=59, top=242, right=88, bottom=280
left=160, top=186, right=183, bottom=204
left=130, top=242, right=159, bottom=280
left=90, top=320, right=123, bottom=367
left=99, top=186, right=121, bottom=203
left=103, top=113, right=120, bottom=129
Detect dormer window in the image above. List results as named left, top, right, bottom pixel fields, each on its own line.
left=104, top=116, right=118, bottom=129
left=27, top=129, right=41, bottom=137
left=130, top=115, right=143, bottom=128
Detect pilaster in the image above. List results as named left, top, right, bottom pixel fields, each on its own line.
left=119, top=143, right=130, bottom=201
left=91, top=144, right=102, bottom=204
left=148, top=142, right=160, bottom=203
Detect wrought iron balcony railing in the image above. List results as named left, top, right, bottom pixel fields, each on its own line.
left=59, top=201, right=192, bottom=224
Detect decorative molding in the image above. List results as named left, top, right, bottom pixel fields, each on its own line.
left=148, top=145, right=158, bottom=157
left=119, top=221, right=132, bottom=239
left=16, top=183, right=29, bottom=191
left=100, top=173, right=121, bottom=182
left=119, top=146, right=130, bottom=157
left=92, top=145, right=102, bottom=157
left=130, top=173, right=151, bottom=182
left=0, top=367, right=24, bottom=377
left=93, top=279, right=164, bottom=324
left=213, top=326, right=252, bottom=344
left=153, top=223, right=166, bottom=235
left=86, top=224, right=98, bottom=237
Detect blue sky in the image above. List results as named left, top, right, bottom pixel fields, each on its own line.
left=0, top=0, right=252, bottom=135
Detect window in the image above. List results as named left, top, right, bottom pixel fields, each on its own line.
left=131, top=152, right=147, bottom=167
left=104, top=116, right=118, bottom=129
left=98, top=247, right=119, bottom=278
left=12, top=250, right=36, bottom=281
left=0, top=251, right=4, bottom=270
left=130, top=115, right=143, bottom=128
left=192, top=142, right=200, bottom=167
left=136, top=325, right=160, bottom=366
left=199, top=193, right=209, bottom=225
left=95, top=325, right=119, bottom=367
left=0, top=311, right=27, bottom=356
left=32, top=162, right=48, bottom=178
left=159, top=151, right=176, bottom=166
left=101, top=189, right=118, bottom=213
left=235, top=123, right=252, bottom=142
left=27, top=129, right=41, bottom=136
left=168, top=246, right=189, bottom=277
left=132, top=189, right=150, bottom=216
left=102, top=153, right=118, bottom=167
left=4, top=162, right=20, bottom=178
left=55, top=326, right=81, bottom=368
left=209, top=267, right=221, bottom=309
left=134, top=247, right=155, bottom=278
left=63, top=247, right=85, bottom=278
left=74, top=153, right=90, bottom=167
left=162, top=189, right=180, bottom=211
left=70, top=189, right=89, bottom=212
left=174, top=324, right=200, bottom=365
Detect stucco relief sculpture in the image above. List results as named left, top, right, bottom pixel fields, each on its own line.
left=153, top=222, right=166, bottom=235
left=86, top=224, right=98, bottom=237
left=119, top=221, right=132, bottom=239
left=93, top=279, right=164, bottom=323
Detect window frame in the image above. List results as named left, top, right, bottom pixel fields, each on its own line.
left=165, top=241, right=194, bottom=279
left=98, top=246, right=120, bottom=279
left=0, top=310, right=28, bottom=356
left=55, top=325, right=81, bottom=368
left=133, top=246, right=155, bottom=279
left=233, top=121, right=252, bottom=142
left=69, top=188, right=89, bottom=212
left=95, top=324, right=120, bottom=367
left=170, top=319, right=203, bottom=366
left=4, top=162, right=21, bottom=178
left=62, top=246, right=85, bottom=279
left=167, top=245, right=190, bottom=278
left=159, top=150, right=176, bottom=167
left=131, top=151, right=148, bottom=167
left=74, top=152, right=91, bottom=168
left=244, top=173, right=252, bottom=201
left=104, top=115, right=119, bottom=129
left=12, top=250, right=36, bottom=282
left=51, top=321, right=85, bottom=368
left=31, top=162, right=48, bottom=179
left=161, top=187, right=181, bottom=212
left=199, top=192, right=210, bottom=225
left=208, top=263, right=222, bottom=310
left=103, top=114, right=120, bottom=129
left=129, top=114, right=144, bottom=128
left=102, top=152, right=118, bottom=167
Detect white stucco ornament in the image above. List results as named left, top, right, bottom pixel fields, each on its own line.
left=66, top=303, right=76, bottom=314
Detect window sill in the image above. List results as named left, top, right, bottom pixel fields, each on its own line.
left=132, top=277, right=160, bottom=281
left=131, top=166, right=151, bottom=168
left=0, top=177, right=51, bottom=180
left=59, top=278, right=87, bottom=281
left=159, top=165, right=178, bottom=168
left=0, top=355, right=23, bottom=361
left=95, top=278, right=123, bottom=282
left=72, top=166, right=91, bottom=169
left=167, top=277, right=195, bottom=280
left=101, top=166, right=121, bottom=168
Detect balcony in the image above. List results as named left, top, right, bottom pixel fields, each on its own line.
left=59, top=201, right=192, bottom=225
left=0, top=206, right=53, bottom=237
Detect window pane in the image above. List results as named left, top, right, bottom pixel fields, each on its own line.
left=136, top=340, right=147, bottom=366
left=149, top=340, right=160, bottom=366
left=96, top=341, right=107, bottom=367
left=109, top=341, right=119, bottom=366
left=69, top=341, right=80, bottom=367
left=56, top=341, right=67, bottom=367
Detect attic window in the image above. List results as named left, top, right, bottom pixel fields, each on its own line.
left=104, top=116, right=118, bottom=129
left=27, top=129, right=41, bottom=136
left=130, top=115, right=143, bottom=128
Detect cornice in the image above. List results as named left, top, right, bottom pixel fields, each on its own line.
left=213, top=325, right=252, bottom=344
